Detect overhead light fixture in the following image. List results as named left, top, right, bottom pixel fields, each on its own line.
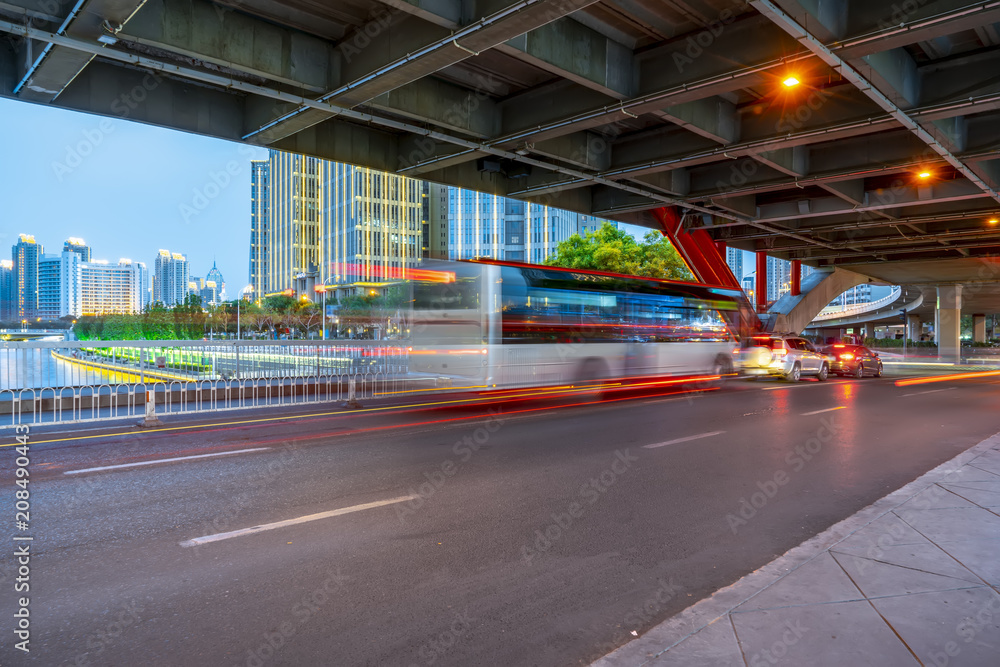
left=917, top=171, right=931, bottom=179
left=989, top=217, right=999, bottom=225
left=782, top=76, right=800, bottom=87
left=97, top=34, right=118, bottom=45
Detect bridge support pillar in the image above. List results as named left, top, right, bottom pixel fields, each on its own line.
left=790, top=260, right=801, bottom=296
left=863, top=322, right=874, bottom=341
left=756, top=252, right=768, bottom=313
left=937, top=285, right=962, bottom=363
left=973, top=313, right=987, bottom=343
left=907, top=314, right=922, bottom=341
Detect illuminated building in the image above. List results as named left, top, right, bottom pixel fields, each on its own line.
left=324, top=161, right=424, bottom=283
left=12, top=234, right=41, bottom=320
left=249, top=159, right=270, bottom=298
left=63, top=237, right=91, bottom=262
left=80, top=259, right=146, bottom=315
left=38, top=251, right=81, bottom=319
left=447, top=189, right=579, bottom=263
left=0, top=259, right=14, bottom=321
left=252, top=151, right=427, bottom=292
left=38, top=248, right=146, bottom=317
left=153, top=249, right=190, bottom=307
left=726, top=247, right=744, bottom=281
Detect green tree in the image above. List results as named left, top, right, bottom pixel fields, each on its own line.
left=545, top=223, right=693, bottom=281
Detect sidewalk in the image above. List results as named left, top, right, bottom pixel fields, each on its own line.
left=593, top=432, right=1000, bottom=666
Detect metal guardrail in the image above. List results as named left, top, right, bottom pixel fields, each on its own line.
left=0, top=339, right=413, bottom=428
left=813, top=286, right=902, bottom=321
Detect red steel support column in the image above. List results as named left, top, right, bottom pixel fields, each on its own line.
left=790, top=259, right=801, bottom=296
left=756, top=252, right=768, bottom=313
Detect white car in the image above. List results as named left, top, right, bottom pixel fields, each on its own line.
left=737, top=334, right=833, bottom=382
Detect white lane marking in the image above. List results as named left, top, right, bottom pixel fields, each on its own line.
left=800, top=406, right=846, bottom=416
left=180, top=495, right=418, bottom=547
left=643, top=431, right=724, bottom=449
left=64, top=447, right=271, bottom=475
left=762, top=380, right=847, bottom=390
left=902, top=388, right=955, bottom=397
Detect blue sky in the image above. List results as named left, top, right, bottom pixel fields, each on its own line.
left=0, top=97, right=268, bottom=294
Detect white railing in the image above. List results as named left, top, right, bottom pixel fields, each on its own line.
left=813, top=286, right=902, bottom=322
left=0, top=339, right=413, bottom=428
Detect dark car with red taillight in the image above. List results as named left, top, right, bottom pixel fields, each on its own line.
left=820, top=343, right=883, bottom=378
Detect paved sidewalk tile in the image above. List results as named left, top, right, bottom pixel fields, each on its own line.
left=647, top=619, right=744, bottom=667
left=730, top=601, right=919, bottom=667
left=895, top=507, right=1000, bottom=543
left=831, top=551, right=982, bottom=598
left=935, top=538, right=1000, bottom=586
left=896, top=484, right=979, bottom=510
left=940, top=481, right=1000, bottom=507
left=732, top=552, right=864, bottom=612
left=830, top=540, right=982, bottom=584
left=870, top=587, right=1000, bottom=667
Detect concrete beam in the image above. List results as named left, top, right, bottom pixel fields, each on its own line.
left=708, top=194, right=757, bottom=218
left=819, top=179, right=865, bottom=206
left=369, top=76, right=499, bottom=138
left=123, top=0, right=339, bottom=92
left=752, top=146, right=808, bottom=178
left=755, top=178, right=988, bottom=223
left=655, top=96, right=739, bottom=144
left=631, top=169, right=690, bottom=197
left=529, top=131, right=612, bottom=172
left=250, top=0, right=600, bottom=144
left=15, top=0, right=145, bottom=102
left=498, top=16, right=633, bottom=99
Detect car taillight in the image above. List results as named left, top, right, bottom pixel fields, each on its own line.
left=840, top=353, right=854, bottom=360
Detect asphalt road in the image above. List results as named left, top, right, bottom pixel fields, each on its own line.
left=2, top=372, right=999, bottom=666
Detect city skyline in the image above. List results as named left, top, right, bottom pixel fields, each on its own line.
left=0, top=97, right=267, bottom=295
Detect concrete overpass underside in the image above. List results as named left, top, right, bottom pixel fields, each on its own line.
left=2, top=0, right=1000, bottom=289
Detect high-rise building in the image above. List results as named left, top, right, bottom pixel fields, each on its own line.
left=831, top=284, right=873, bottom=307
left=12, top=234, right=42, bottom=321
left=447, top=188, right=579, bottom=263
left=37, top=252, right=82, bottom=319
left=726, top=247, right=744, bottom=281
left=251, top=151, right=427, bottom=292
left=422, top=182, right=449, bottom=260
left=63, top=237, right=91, bottom=262
left=577, top=215, right=619, bottom=237
left=324, top=161, right=424, bottom=283
left=80, top=259, right=146, bottom=315
left=153, top=249, right=189, bottom=307
left=36, top=249, right=145, bottom=318
left=267, top=152, right=324, bottom=291
left=0, top=259, right=15, bottom=321
left=249, top=159, right=270, bottom=297
left=766, top=256, right=792, bottom=302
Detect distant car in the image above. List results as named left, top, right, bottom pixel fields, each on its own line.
left=736, top=333, right=833, bottom=382
left=821, top=343, right=883, bottom=378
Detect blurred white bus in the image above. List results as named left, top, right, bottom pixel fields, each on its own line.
left=408, top=260, right=748, bottom=393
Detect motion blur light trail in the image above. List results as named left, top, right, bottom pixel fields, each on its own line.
left=895, top=370, right=1000, bottom=386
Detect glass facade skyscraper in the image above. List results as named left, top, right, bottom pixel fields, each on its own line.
left=12, top=234, right=41, bottom=321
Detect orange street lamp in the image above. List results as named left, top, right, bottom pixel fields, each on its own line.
left=782, top=76, right=800, bottom=88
